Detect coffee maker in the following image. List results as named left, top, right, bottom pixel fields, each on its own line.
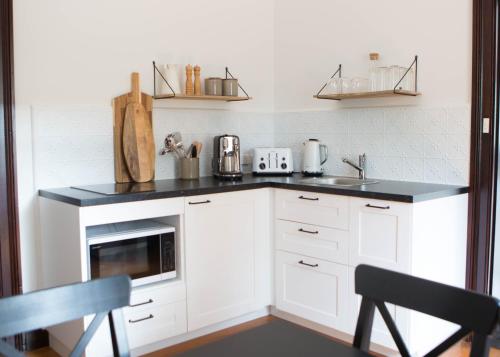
left=212, top=135, right=243, bottom=179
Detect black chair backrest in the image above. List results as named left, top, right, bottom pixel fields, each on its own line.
left=353, top=264, right=499, bottom=357
left=0, top=275, right=131, bottom=357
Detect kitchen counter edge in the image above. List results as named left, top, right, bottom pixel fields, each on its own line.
left=38, top=178, right=469, bottom=207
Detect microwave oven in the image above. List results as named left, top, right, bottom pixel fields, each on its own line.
left=87, top=219, right=176, bottom=287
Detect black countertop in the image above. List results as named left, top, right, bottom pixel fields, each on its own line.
left=38, top=175, right=469, bottom=207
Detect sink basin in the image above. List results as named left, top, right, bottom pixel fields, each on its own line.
left=300, top=177, right=379, bottom=187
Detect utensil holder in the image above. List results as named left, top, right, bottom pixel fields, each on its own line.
left=180, top=158, right=200, bottom=180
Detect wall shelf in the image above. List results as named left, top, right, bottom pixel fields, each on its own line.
left=153, top=94, right=251, bottom=101
left=315, top=55, right=420, bottom=101
left=314, top=90, right=420, bottom=100
left=152, top=61, right=251, bottom=102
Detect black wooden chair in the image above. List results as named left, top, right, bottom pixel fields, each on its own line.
left=0, top=275, right=131, bottom=357
left=353, top=264, right=500, bottom=357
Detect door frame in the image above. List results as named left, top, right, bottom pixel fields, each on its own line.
left=467, top=0, right=499, bottom=294
left=0, top=0, right=22, bottom=297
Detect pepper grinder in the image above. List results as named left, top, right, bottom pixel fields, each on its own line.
left=185, top=64, right=194, bottom=95
left=194, top=65, right=201, bottom=96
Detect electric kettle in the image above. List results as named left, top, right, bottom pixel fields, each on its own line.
left=302, top=139, right=328, bottom=176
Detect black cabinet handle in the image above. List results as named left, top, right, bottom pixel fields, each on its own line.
left=189, top=200, right=211, bottom=205
left=298, top=228, right=319, bottom=235
left=129, top=299, right=153, bottom=308
left=128, top=314, right=153, bottom=324
left=365, top=204, right=390, bottom=210
left=298, top=260, right=319, bottom=268
left=298, top=195, right=319, bottom=201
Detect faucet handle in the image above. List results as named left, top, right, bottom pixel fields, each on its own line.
left=359, top=153, right=366, bottom=168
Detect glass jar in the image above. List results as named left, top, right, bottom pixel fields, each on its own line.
left=368, top=53, right=380, bottom=92
left=325, top=77, right=341, bottom=95
left=351, top=77, right=370, bottom=93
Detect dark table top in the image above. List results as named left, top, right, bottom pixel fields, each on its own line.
left=38, top=174, right=468, bottom=207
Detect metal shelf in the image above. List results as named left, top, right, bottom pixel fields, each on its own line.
left=315, top=55, right=419, bottom=101
left=152, top=61, right=251, bottom=102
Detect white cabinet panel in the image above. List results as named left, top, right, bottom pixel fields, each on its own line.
left=275, top=219, right=348, bottom=264
left=275, top=189, right=349, bottom=230
left=125, top=301, right=187, bottom=349
left=185, top=190, right=271, bottom=331
left=349, top=198, right=411, bottom=272
left=275, top=250, right=351, bottom=332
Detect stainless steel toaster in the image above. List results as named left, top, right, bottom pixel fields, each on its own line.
left=212, top=134, right=243, bottom=179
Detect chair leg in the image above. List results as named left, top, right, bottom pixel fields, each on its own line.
left=353, top=297, right=376, bottom=352
left=470, top=334, right=490, bottom=357
left=108, top=309, right=130, bottom=357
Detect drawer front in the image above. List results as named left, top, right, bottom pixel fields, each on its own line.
left=275, top=220, right=348, bottom=264
left=275, top=250, right=351, bottom=332
left=349, top=198, right=411, bottom=272
left=125, top=300, right=187, bottom=349
left=126, top=282, right=186, bottom=315
left=275, top=189, right=349, bottom=230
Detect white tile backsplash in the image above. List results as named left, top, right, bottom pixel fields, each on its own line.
left=30, top=104, right=470, bottom=189
left=273, top=105, right=470, bottom=185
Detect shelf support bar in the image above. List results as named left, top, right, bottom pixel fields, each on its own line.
left=152, top=61, right=176, bottom=98
left=393, top=55, right=418, bottom=95
left=315, top=64, right=342, bottom=99
left=225, top=67, right=250, bottom=100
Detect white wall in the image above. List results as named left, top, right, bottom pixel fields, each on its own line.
left=13, top=0, right=471, bottom=291
left=273, top=0, right=471, bottom=183
left=274, top=0, right=472, bottom=111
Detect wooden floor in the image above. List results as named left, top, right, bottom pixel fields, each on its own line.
left=27, top=316, right=500, bottom=357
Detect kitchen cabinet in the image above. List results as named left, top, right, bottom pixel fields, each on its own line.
left=86, top=282, right=187, bottom=356
left=39, top=184, right=467, bottom=356
left=184, top=189, right=272, bottom=331
left=273, top=189, right=468, bottom=354
left=275, top=251, right=350, bottom=331
left=349, top=198, right=411, bottom=272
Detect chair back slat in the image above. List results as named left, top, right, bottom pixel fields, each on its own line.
left=0, top=275, right=131, bottom=338
left=375, top=301, right=411, bottom=357
left=355, top=265, right=499, bottom=335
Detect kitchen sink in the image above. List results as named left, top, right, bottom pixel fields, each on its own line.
left=300, top=177, right=379, bottom=187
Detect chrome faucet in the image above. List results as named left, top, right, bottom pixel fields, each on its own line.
left=342, top=154, right=366, bottom=179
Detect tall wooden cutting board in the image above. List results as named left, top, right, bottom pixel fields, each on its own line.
left=113, top=85, right=153, bottom=183
left=121, top=73, right=156, bottom=183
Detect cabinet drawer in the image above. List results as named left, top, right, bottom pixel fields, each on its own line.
left=126, top=282, right=186, bottom=314
left=275, top=189, right=349, bottom=230
left=125, top=300, right=187, bottom=349
left=349, top=198, right=411, bottom=272
left=275, top=220, right=348, bottom=264
left=275, top=250, right=351, bottom=332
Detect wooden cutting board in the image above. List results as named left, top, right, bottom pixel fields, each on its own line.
left=113, top=91, right=152, bottom=183
left=117, top=73, right=156, bottom=183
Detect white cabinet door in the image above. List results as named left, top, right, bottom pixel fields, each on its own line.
left=275, top=250, right=351, bottom=332
left=185, top=190, right=271, bottom=331
left=349, top=198, right=411, bottom=272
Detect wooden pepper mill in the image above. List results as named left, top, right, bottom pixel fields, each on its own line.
left=185, top=64, right=194, bottom=95
left=194, top=65, right=201, bottom=96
